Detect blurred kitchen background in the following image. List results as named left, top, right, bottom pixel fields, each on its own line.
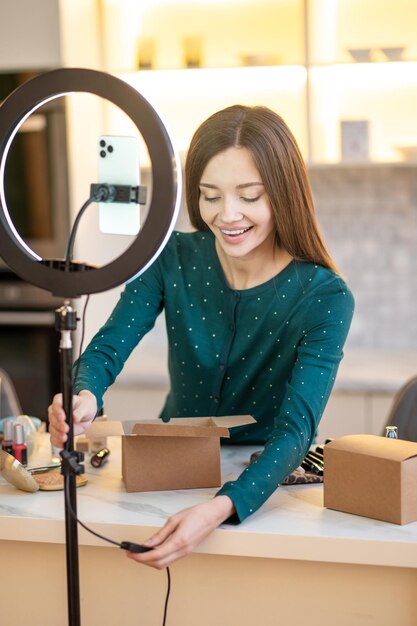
left=0, top=0, right=416, bottom=441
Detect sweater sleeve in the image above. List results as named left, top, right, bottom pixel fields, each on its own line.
left=216, top=279, right=354, bottom=523
left=73, top=261, right=165, bottom=409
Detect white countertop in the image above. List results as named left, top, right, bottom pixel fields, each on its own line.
left=1, top=434, right=417, bottom=569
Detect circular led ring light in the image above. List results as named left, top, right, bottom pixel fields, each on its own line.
left=0, top=68, right=181, bottom=297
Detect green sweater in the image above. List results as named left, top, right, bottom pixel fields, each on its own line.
left=75, top=230, right=354, bottom=522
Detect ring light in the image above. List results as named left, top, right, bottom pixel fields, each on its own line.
left=0, top=68, right=182, bottom=626
left=0, top=68, right=182, bottom=297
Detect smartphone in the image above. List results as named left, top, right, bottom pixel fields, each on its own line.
left=98, top=135, right=140, bottom=235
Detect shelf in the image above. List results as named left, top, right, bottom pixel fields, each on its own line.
left=102, top=0, right=305, bottom=73
left=99, top=0, right=417, bottom=165
left=308, top=0, right=417, bottom=66
left=307, top=161, right=417, bottom=170
left=309, top=59, right=417, bottom=68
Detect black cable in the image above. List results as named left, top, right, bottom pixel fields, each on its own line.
left=72, top=294, right=90, bottom=389
left=163, top=567, right=171, bottom=625
left=69, top=290, right=172, bottom=625
left=65, top=187, right=109, bottom=264
left=64, top=465, right=172, bottom=626
left=65, top=195, right=98, bottom=264
left=65, top=183, right=143, bottom=265
left=64, top=477, right=120, bottom=546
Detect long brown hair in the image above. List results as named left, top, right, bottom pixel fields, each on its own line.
left=185, top=105, right=339, bottom=273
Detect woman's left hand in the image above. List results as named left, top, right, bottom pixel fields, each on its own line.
left=126, top=495, right=235, bottom=569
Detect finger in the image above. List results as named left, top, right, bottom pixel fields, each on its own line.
left=143, top=518, right=178, bottom=548
left=73, top=397, right=96, bottom=426
left=129, top=526, right=191, bottom=566
left=49, top=433, right=66, bottom=448
left=72, top=402, right=90, bottom=424
left=48, top=407, right=66, bottom=425
left=126, top=542, right=185, bottom=570
left=47, top=416, right=69, bottom=440
left=50, top=393, right=64, bottom=411
left=48, top=421, right=68, bottom=437
left=48, top=414, right=69, bottom=435
left=48, top=421, right=68, bottom=445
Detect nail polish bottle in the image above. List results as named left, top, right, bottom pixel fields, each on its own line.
left=12, top=423, right=28, bottom=466
left=1, top=419, right=14, bottom=455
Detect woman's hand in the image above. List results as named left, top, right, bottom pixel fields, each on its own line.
left=48, top=390, right=97, bottom=448
left=126, top=495, right=235, bottom=569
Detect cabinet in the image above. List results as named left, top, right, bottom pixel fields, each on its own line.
left=100, top=0, right=417, bottom=164
left=0, top=1, right=103, bottom=72
left=0, top=0, right=61, bottom=71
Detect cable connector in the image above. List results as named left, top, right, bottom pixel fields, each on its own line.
left=90, top=183, right=147, bottom=205
left=120, top=541, right=153, bottom=553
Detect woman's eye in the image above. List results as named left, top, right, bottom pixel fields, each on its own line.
left=204, top=196, right=220, bottom=203
left=242, top=196, right=261, bottom=203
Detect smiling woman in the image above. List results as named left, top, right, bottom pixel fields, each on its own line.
left=48, top=104, right=355, bottom=570
left=198, top=146, right=290, bottom=289
left=186, top=105, right=339, bottom=274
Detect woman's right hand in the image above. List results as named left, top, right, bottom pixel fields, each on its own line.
left=48, top=390, right=97, bottom=448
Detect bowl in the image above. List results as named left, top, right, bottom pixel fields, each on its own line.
left=380, top=47, right=405, bottom=61
left=347, top=48, right=373, bottom=63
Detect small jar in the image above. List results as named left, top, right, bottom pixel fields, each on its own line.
left=385, top=425, right=398, bottom=439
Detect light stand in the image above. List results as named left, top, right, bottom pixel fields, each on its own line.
left=0, top=68, right=181, bottom=626
left=56, top=301, right=83, bottom=625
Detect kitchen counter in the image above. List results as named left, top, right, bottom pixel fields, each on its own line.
left=1, top=434, right=417, bottom=625
left=1, top=434, right=417, bottom=567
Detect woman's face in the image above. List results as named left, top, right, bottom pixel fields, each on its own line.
left=198, top=146, right=276, bottom=261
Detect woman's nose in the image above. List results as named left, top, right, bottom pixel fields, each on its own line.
left=219, top=197, right=243, bottom=222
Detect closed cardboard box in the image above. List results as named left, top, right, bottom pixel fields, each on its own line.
left=324, top=434, right=417, bottom=525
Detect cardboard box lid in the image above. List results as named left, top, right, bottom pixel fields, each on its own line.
left=131, top=415, right=255, bottom=438
left=326, top=434, right=417, bottom=462
left=86, top=414, right=255, bottom=439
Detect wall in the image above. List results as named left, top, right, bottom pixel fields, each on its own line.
left=310, top=164, right=417, bottom=350
left=0, top=0, right=61, bottom=70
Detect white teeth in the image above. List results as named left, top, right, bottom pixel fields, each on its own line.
left=222, top=227, right=250, bottom=235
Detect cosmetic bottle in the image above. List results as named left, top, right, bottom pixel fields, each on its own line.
left=1, top=419, right=14, bottom=455
left=385, top=425, right=398, bottom=439
left=12, top=423, right=28, bottom=466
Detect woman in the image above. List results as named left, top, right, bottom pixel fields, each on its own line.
left=48, top=105, right=354, bottom=569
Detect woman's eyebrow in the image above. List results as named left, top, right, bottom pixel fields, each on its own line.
left=199, top=182, right=264, bottom=189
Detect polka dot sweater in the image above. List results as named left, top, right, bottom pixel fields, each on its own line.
left=74, top=230, right=354, bottom=523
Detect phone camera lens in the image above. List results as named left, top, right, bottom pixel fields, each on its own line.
left=99, top=139, right=106, bottom=148
left=100, top=150, right=106, bottom=158
left=107, top=145, right=114, bottom=153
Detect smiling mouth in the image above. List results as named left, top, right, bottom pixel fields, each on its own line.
left=220, top=226, right=253, bottom=237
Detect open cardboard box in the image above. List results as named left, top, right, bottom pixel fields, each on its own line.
left=324, top=434, right=417, bottom=525
left=86, top=415, right=255, bottom=492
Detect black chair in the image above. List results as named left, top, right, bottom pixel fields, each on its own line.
left=382, top=375, right=417, bottom=442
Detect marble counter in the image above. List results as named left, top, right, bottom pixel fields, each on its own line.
left=1, top=433, right=417, bottom=569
